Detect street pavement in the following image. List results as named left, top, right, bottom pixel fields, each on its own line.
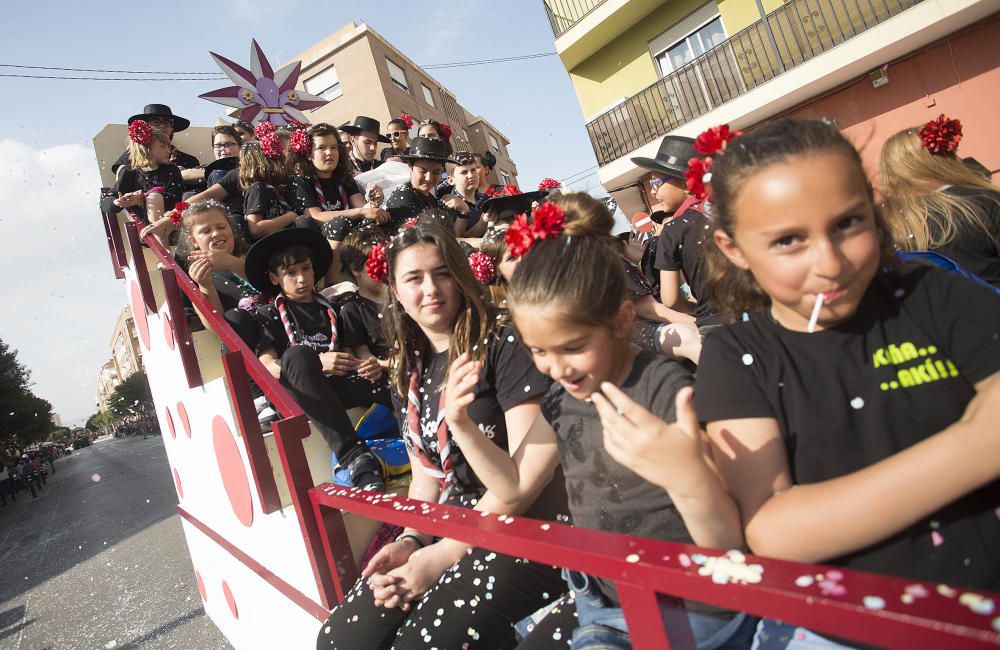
left=0, top=436, right=230, bottom=649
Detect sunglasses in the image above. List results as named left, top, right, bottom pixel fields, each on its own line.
left=386, top=130, right=407, bottom=139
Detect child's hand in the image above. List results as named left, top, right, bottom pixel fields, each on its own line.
left=593, top=384, right=704, bottom=491
left=319, top=351, right=360, bottom=376
left=359, top=205, right=390, bottom=224
left=377, top=544, right=456, bottom=611
left=444, top=353, right=480, bottom=435
left=188, top=250, right=238, bottom=271
left=357, top=356, right=383, bottom=382
left=115, top=191, right=144, bottom=208
left=365, top=183, right=385, bottom=207
left=188, top=257, right=214, bottom=290
left=139, top=216, right=175, bottom=242
left=441, top=195, right=470, bottom=215
left=963, top=374, right=1000, bottom=436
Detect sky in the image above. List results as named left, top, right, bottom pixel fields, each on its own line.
left=0, top=0, right=610, bottom=427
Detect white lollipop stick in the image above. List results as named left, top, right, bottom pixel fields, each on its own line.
left=807, top=293, right=825, bottom=333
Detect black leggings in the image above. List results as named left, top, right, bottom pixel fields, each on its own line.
left=317, top=547, right=565, bottom=650
left=279, top=345, right=391, bottom=465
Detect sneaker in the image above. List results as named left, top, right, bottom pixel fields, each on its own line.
left=347, top=451, right=384, bottom=492
left=257, top=406, right=278, bottom=433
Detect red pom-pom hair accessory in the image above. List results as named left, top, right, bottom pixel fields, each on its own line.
left=168, top=201, right=189, bottom=227
left=402, top=216, right=420, bottom=230
left=918, top=114, right=963, bottom=155
left=439, top=122, right=453, bottom=141
left=684, top=123, right=742, bottom=201
left=468, top=252, right=496, bottom=284
left=538, top=178, right=561, bottom=191
left=399, top=113, right=414, bottom=130
left=504, top=203, right=566, bottom=258
left=128, top=120, right=154, bottom=145
left=260, top=133, right=284, bottom=159
left=290, top=128, right=311, bottom=155
left=366, top=242, right=389, bottom=283
left=254, top=121, right=278, bottom=140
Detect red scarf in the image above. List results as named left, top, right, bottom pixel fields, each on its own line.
left=404, top=362, right=456, bottom=502
left=273, top=291, right=337, bottom=352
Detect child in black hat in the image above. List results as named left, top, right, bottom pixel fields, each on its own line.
left=246, top=228, right=391, bottom=491
left=383, top=137, right=463, bottom=233
left=112, top=104, right=201, bottom=177
left=340, top=116, right=390, bottom=174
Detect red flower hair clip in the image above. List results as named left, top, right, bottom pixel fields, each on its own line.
left=468, top=252, right=496, bottom=284
left=290, top=128, right=311, bottom=155
left=439, top=122, right=453, bottom=141
left=500, top=184, right=521, bottom=197
left=366, top=242, right=389, bottom=283
left=684, top=123, right=742, bottom=201
left=287, top=119, right=308, bottom=130
left=918, top=114, right=962, bottom=155
left=128, top=120, right=153, bottom=145
left=254, top=121, right=278, bottom=140
left=538, top=178, right=561, bottom=191
left=403, top=216, right=420, bottom=230
left=398, top=113, right=414, bottom=130
left=168, top=201, right=189, bottom=227
left=259, top=133, right=284, bottom=159
left=504, top=203, right=566, bottom=258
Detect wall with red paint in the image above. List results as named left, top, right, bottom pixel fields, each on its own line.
left=780, top=13, right=1000, bottom=188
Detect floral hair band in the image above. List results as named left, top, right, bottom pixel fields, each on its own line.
left=128, top=120, right=153, bottom=146
left=366, top=242, right=389, bottom=284
left=684, top=123, right=742, bottom=201
left=918, top=114, right=962, bottom=155
left=290, top=128, right=311, bottom=155
left=538, top=178, right=561, bottom=191
left=167, top=201, right=189, bottom=227
left=254, top=121, right=278, bottom=140
left=398, top=113, right=414, bottom=130
left=259, top=133, right=284, bottom=159
left=468, top=252, right=496, bottom=284
left=438, top=122, right=452, bottom=141
left=505, top=202, right=566, bottom=258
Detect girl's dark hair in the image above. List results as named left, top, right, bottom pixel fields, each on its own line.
left=340, top=227, right=388, bottom=278
left=704, top=118, right=898, bottom=319
left=385, top=222, right=496, bottom=396
left=289, top=123, right=354, bottom=186
left=238, top=141, right=287, bottom=191
left=507, top=193, right=626, bottom=329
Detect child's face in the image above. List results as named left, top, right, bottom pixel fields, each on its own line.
left=497, top=248, right=518, bottom=282
left=514, top=302, right=633, bottom=401
left=312, top=135, right=340, bottom=175
left=269, top=258, right=315, bottom=301
left=410, top=162, right=444, bottom=193
left=418, top=125, right=441, bottom=140
left=187, top=209, right=234, bottom=254
left=391, top=242, right=460, bottom=336
left=150, top=140, right=171, bottom=165
left=648, top=174, right=688, bottom=211
left=450, top=163, right=479, bottom=195
left=355, top=261, right=385, bottom=297
left=715, top=151, right=882, bottom=332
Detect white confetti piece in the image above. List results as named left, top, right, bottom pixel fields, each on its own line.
left=863, top=596, right=886, bottom=611
left=741, top=353, right=754, bottom=366
left=795, top=575, right=814, bottom=588
left=626, top=553, right=640, bottom=563
left=850, top=397, right=865, bottom=410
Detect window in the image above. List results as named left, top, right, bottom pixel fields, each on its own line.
left=499, top=170, right=511, bottom=186
left=387, top=59, right=408, bottom=91
left=421, top=83, right=435, bottom=107
left=653, top=15, right=727, bottom=76
left=303, top=64, right=342, bottom=101
left=488, top=133, right=500, bottom=153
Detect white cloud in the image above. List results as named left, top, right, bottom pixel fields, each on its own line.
left=0, top=140, right=128, bottom=426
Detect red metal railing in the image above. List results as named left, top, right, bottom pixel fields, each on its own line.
left=102, top=202, right=1000, bottom=646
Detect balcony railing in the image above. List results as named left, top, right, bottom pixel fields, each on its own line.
left=544, top=0, right=609, bottom=38
left=586, top=0, right=924, bottom=166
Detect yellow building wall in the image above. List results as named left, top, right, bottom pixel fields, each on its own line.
left=717, top=0, right=786, bottom=34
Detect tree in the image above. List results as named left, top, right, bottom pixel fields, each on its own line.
left=0, top=338, right=55, bottom=448
left=107, top=371, right=153, bottom=419
left=85, top=410, right=112, bottom=432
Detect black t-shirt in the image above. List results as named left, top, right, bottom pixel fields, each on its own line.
left=113, top=148, right=200, bottom=174
left=541, top=351, right=699, bottom=606
left=338, top=294, right=389, bottom=359
left=244, top=182, right=293, bottom=221
left=211, top=272, right=256, bottom=312
left=448, top=190, right=487, bottom=232
left=256, top=299, right=338, bottom=357
left=654, top=206, right=724, bottom=327
left=385, top=182, right=459, bottom=233
left=380, top=147, right=408, bottom=162
left=622, top=256, right=654, bottom=301
left=391, top=325, right=551, bottom=504
left=288, top=174, right=363, bottom=214
left=215, top=169, right=245, bottom=217
left=695, top=266, right=1000, bottom=591
left=349, top=154, right=381, bottom=174
left=931, top=186, right=1000, bottom=287
left=112, top=164, right=183, bottom=212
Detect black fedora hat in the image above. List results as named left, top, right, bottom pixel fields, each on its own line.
left=244, top=228, right=333, bottom=296
left=203, top=156, right=239, bottom=177
left=400, top=137, right=458, bottom=164
left=339, top=116, right=391, bottom=143
left=128, top=104, right=191, bottom=132
left=631, top=135, right=698, bottom=181
left=480, top=190, right=549, bottom=222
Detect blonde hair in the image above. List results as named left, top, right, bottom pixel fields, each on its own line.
left=879, top=128, right=998, bottom=251
left=238, top=141, right=287, bottom=191
left=127, top=128, right=171, bottom=169
left=180, top=199, right=246, bottom=257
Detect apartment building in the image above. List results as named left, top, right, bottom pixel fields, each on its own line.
left=96, top=306, right=143, bottom=411
left=290, top=22, right=520, bottom=186
left=544, top=0, right=1000, bottom=214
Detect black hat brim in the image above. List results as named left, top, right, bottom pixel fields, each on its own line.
left=244, top=228, right=333, bottom=296
left=480, top=190, right=549, bottom=219
left=203, top=156, right=239, bottom=177
left=399, top=153, right=457, bottom=164
left=128, top=112, right=190, bottom=132
left=630, top=156, right=687, bottom=181
left=339, top=125, right=391, bottom=143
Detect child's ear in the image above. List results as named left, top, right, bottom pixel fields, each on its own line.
left=713, top=229, right=750, bottom=271
left=447, top=176, right=456, bottom=186
left=612, top=300, right=636, bottom=339
left=267, top=270, right=280, bottom=287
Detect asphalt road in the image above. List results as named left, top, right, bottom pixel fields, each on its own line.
left=0, top=436, right=230, bottom=650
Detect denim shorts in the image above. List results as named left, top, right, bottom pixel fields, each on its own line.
left=564, top=569, right=757, bottom=650
left=751, top=620, right=859, bottom=650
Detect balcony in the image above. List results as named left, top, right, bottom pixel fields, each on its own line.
left=544, top=0, right=608, bottom=38
left=586, top=0, right=924, bottom=166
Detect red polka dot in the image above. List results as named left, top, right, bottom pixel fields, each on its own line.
left=173, top=468, right=184, bottom=499
left=212, top=416, right=253, bottom=527
left=222, top=580, right=238, bottom=618
left=177, top=401, right=191, bottom=438
left=163, top=312, right=175, bottom=350
left=195, top=570, right=207, bottom=602
left=164, top=407, right=176, bottom=439
left=130, top=281, right=150, bottom=350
